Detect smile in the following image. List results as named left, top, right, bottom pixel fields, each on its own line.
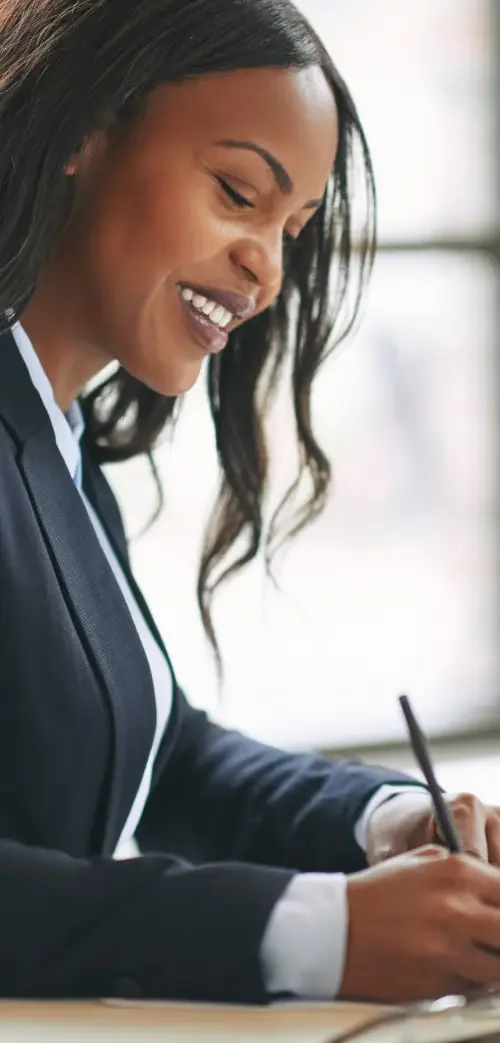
left=178, top=286, right=233, bottom=330
left=176, top=285, right=231, bottom=355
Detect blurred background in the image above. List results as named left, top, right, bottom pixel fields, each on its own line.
left=109, top=0, right=500, bottom=796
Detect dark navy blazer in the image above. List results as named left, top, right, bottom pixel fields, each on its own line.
left=0, top=327, right=418, bottom=1002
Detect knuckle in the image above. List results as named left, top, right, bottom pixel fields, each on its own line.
left=428, top=892, right=460, bottom=927
left=424, top=888, right=455, bottom=928
left=446, top=895, right=479, bottom=931
left=440, top=854, right=472, bottom=885
left=450, top=792, right=479, bottom=816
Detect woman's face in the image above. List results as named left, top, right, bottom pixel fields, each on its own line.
left=38, top=66, right=338, bottom=398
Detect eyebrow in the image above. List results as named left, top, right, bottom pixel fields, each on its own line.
left=213, top=139, right=323, bottom=210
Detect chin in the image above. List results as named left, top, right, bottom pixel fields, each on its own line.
left=136, top=358, right=204, bottom=398
left=119, top=325, right=206, bottom=397
left=165, top=371, right=202, bottom=396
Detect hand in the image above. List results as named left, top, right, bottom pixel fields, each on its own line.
left=340, top=846, right=500, bottom=1003
left=366, top=790, right=500, bottom=866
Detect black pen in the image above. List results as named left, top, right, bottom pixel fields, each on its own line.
left=398, top=695, right=500, bottom=962
left=398, top=694, right=463, bottom=853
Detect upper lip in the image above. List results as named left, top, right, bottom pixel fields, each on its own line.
left=178, top=283, right=256, bottom=322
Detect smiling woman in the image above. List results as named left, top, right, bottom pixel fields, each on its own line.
left=1, top=0, right=499, bottom=1011
left=0, top=2, right=372, bottom=658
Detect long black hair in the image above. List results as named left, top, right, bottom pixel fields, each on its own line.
left=0, top=0, right=376, bottom=666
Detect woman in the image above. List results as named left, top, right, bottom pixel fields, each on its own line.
left=0, top=0, right=499, bottom=1006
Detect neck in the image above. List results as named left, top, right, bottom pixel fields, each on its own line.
left=20, top=270, right=112, bottom=412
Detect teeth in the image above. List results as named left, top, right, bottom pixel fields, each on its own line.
left=211, top=305, right=225, bottom=325
left=178, top=286, right=233, bottom=330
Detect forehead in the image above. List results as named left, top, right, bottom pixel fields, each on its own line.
left=144, top=66, right=338, bottom=197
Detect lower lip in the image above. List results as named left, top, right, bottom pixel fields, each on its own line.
left=178, top=296, right=229, bottom=355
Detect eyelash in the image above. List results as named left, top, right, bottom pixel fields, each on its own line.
left=216, top=176, right=297, bottom=247
left=216, top=176, right=254, bottom=209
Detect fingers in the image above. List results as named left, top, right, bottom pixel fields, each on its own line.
left=443, top=853, right=500, bottom=905
left=461, top=902, right=500, bottom=951
left=487, top=814, right=500, bottom=867
left=444, top=888, right=500, bottom=983
left=342, top=847, right=500, bottom=1003
left=436, top=793, right=488, bottom=860
left=366, top=791, right=432, bottom=865
left=455, top=942, right=500, bottom=986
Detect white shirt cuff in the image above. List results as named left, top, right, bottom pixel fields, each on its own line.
left=354, top=783, right=428, bottom=851
left=261, top=784, right=427, bottom=999
left=261, top=872, right=348, bottom=999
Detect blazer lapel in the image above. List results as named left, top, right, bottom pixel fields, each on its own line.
left=0, top=329, right=156, bottom=853
left=82, top=452, right=183, bottom=785
left=81, top=458, right=168, bottom=653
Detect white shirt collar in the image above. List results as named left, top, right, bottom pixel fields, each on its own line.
left=10, top=320, right=84, bottom=489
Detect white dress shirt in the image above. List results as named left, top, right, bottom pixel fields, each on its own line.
left=11, top=320, right=419, bottom=999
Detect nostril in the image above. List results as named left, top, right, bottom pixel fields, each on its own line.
left=240, top=264, right=259, bottom=284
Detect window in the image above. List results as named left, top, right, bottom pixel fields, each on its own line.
left=109, top=0, right=500, bottom=750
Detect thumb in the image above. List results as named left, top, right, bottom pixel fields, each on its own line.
left=411, top=844, right=449, bottom=861
left=371, top=841, right=447, bottom=868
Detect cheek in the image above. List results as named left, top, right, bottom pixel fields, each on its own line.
left=82, top=184, right=224, bottom=313
left=140, top=181, right=230, bottom=274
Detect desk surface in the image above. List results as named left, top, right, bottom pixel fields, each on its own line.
left=0, top=999, right=389, bottom=1042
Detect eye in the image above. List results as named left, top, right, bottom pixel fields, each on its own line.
left=216, top=176, right=254, bottom=210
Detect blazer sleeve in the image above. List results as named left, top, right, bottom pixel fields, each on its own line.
left=137, top=687, right=424, bottom=874
left=0, top=836, right=293, bottom=1000
left=87, top=460, right=423, bottom=873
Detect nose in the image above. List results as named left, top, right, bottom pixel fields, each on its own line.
left=228, top=231, right=284, bottom=312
